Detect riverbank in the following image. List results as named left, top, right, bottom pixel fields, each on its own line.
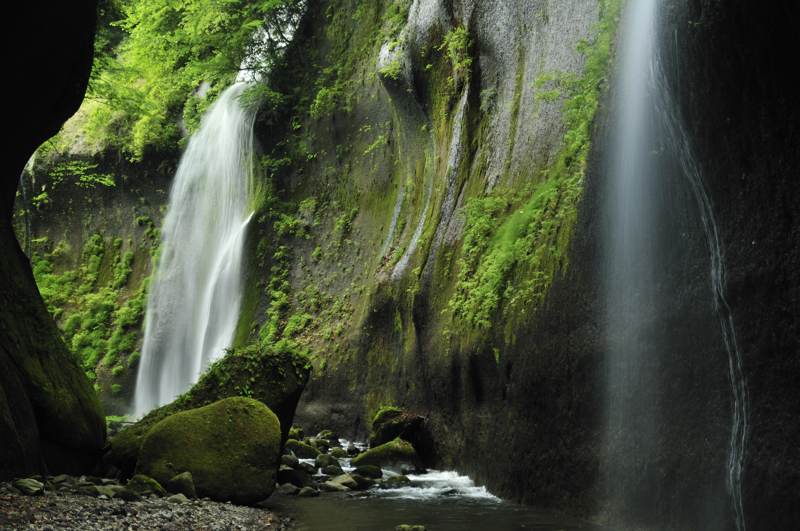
left=0, top=482, right=290, bottom=531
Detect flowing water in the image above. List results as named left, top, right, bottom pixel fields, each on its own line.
left=134, top=83, right=256, bottom=417
left=270, top=442, right=610, bottom=531
left=603, top=0, right=747, bottom=528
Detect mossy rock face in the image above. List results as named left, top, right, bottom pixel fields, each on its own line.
left=350, top=439, right=422, bottom=472
left=107, top=347, right=309, bottom=478
left=134, top=397, right=281, bottom=505
left=369, top=407, right=424, bottom=448
left=285, top=439, right=320, bottom=459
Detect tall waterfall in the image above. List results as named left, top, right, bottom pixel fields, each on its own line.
left=134, top=83, right=256, bottom=417
left=603, top=0, right=747, bottom=528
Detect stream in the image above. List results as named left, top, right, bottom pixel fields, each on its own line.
left=268, top=442, right=610, bottom=531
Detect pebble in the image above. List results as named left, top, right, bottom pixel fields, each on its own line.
left=0, top=482, right=290, bottom=531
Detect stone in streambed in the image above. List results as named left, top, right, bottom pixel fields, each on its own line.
left=331, top=474, right=359, bottom=490
left=311, top=439, right=331, bottom=453
left=331, top=448, right=348, bottom=458
left=277, top=483, right=300, bottom=495
left=322, top=464, right=344, bottom=476
left=298, top=486, right=319, bottom=497
left=112, top=489, right=144, bottom=502
left=350, top=439, right=422, bottom=473
left=166, top=471, right=197, bottom=499
left=127, top=474, right=167, bottom=497
left=287, top=427, right=304, bottom=441
left=285, top=440, right=320, bottom=459
left=350, top=474, right=376, bottom=489
left=381, top=475, right=411, bottom=489
left=135, top=397, right=281, bottom=505
left=281, top=454, right=300, bottom=468
left=167, top=493, right=189, bottom=504
left=353, top=465, right=382, bottom=479
left=277, top=466, right=312, bottom=488
left=395, top=526, right=427, bottom=531
left=321, top=481, right=350, bottom=492
left=298, top=462, right=317, bottom=475
left=315, top=453, right=338, bottom=468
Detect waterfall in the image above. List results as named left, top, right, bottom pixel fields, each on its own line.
left=603, top=0, right=747, bottom=528
left=134, top=83, right=256, bottom=417
left=651, top=58, right=749, bottom=531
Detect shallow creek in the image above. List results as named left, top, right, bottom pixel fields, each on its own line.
left=269, top=442, right=610, bottom=531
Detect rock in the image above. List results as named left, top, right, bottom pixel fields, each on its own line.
left=331, top=474, right=359, bottom=490
left=277, top=467, right=312, bottom=488
left=298, top=462, right=317, bottom=475
left=73, top=486, right=100, bottom=497
left=331, top=448, right=348, bottom=458
left=281, top=454, right=300, bottom=468
left=346, top=445, right=359, bottom=456
left=321, top=464, right=344, bottom=476
left=297, top=486, right=319, bottom=497
left=167, top=493, right=189, bottom=504
left=166, top=471, right=197, bottom=499
left=350, top=439, right=423, bottom=473
left=285, top=440, right=320, bottom=459
left=314, top=454, right=338, bottom=468
left=12, top=478, right=44, bottom=495
left=106, top=350, right=309, bottom=479
left=350, top=474, right=376, bottom=489
left=112, top=489, right=144, bottom=502
left=321, top=481, right=350, bottom=492
left=395, top=526, right=427, bottom=531
left=353, top=465, right=383, bottom=479
left=288, top=427, right=304, bottom=441
left=127, top=475, right=167, bottom=497
left=95, top=485, right=117, bottom=498
left=381, top=475, right=411, bottom=488
left=276, top=483, right=300, bottom=495
left=311, top=439, right=331, bottom=453
left=317, top=430, right=335, bottom=439
left=135, top=397, right=282, bottom=505
left=369, top=407, right=424, bottom=448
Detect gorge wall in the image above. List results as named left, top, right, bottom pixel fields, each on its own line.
left=12, top=0, right=800, bottom=529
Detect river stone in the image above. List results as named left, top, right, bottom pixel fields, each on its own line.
left=350, top=439, right=422, bottom=472
left=135, top=397, right=281, bottom=505
left=277, top=483, right=300, bottom=495
left=315, top=453, right=338, bottom=468
left=311, top=439, right=331, bottom=453
left=350, top=474, right=376, bottom=489
left=381, top=475, right=411, bottom=488
left=353, top=465, right=382, bottom=479
left=346, top=445, right=359, bottom=456
left=277, top=467, right=312, bottom=488
left=395, top=526, right=427, bottom=531
left=127, top=475, right=167, bottom=497
left=166, top=471, right=197, bottom=499
left=12, top=478, right=44, bottom=496
left=297, top=486, right=319, bottom=497
left=322, top=464, right=344, bottom=476
left=331, top=448, right=348, bottom=458
left=331, top=474, right=359, bottom=490
left=285, top=440, right=320, bottom=459
left=287, top=427, right=303, bottom=441
left=369, top=408, right=424, bottom=448
left=321, top=480, right=350, bottom=492
left=167, top=493, right=189, bottom=504
left=281, top=454, right=300, bottom=468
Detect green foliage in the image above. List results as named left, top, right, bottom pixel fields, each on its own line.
left=49, top=160, right=115, bottom=188
left=379, top=57, right=402, bottom=80
left=447, top=0, right=622, bottom=331
left=438, top=26, right=473, bottom=92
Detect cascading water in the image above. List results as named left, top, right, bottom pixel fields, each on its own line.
left=603, top=0, right=747, bottom=528
left=134, top=83, right=256, bottom=417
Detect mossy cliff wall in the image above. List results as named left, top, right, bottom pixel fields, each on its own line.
left=1, top=0, right=106, bottom=479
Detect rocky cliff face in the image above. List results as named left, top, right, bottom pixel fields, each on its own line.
left=1, top=0, right=107, bottom=479
left=13, top=0, right=800, bottom=529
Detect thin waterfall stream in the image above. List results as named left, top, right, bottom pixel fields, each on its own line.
left=134, top=83, right=256, bottom=417
left=603, top=0, right=748, bottom=528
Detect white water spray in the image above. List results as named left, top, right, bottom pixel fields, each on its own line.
left=134, top=83, right=256, bottom=417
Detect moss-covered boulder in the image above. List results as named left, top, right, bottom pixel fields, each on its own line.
left=285, top=439, right=320, bottom=459
left=134, top=397, right=281, bottom=505
left=369, top=407, right=424, bottom=448
left=127, top=474, right=166, bottom=497
left=107, top=346, right=309, bottom=478
left=350, top=439, right=422, bottom=472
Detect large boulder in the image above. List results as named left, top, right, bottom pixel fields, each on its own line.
left=350, top=439, right=423, bottom=472
left=134, top=397, right=281, bottom=505
left=107, top=345, right=309, bottom=478
left=369, top=407, right=424, bottom=448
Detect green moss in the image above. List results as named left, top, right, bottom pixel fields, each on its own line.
left=127, top=474, right=166, bottom=497
left=372, top=405, right=402, bottom=426
left=350, top=438, right=421, bottom=471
